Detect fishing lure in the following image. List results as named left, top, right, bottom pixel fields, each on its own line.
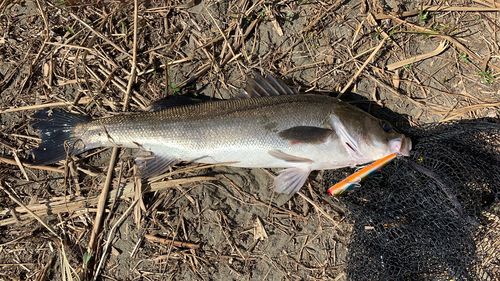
left=327, top=153, right=398, bottom=195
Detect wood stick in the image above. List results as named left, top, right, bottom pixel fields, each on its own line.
left=0, top=98, right=91, bottom=113
left=0, top=182, right=58, bottom=237
left=144, top=234, right=200, bottom=249
left=338, top=38, right=386, bottom=97
left=0, top=156, right=64, bottom=173
left=177, top=18, right=259, bottom=89
left=374, top=5, right=500, bottom=20
left=86, top=146, right=119, bottom=254
left=386, top=40, right=448, bottom=71
left=388, top=15, right=500, bottom=72
left=0, top=176, right=217, bottom=226
left=93, top=196, right=140, bottom=281
left=87, top=0, right=139, bottom=259
left=69, top=12, right=132, bottom=59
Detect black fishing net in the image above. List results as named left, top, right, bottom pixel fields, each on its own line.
left=322, top=119, right=500, bottom=281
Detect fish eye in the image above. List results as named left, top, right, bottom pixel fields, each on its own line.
left=379, top=120, right=391, bottom=133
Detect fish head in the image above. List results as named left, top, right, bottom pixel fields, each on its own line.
left=330, top=106, right=412, bottom=162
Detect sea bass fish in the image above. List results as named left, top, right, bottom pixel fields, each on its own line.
left=31, top=72, right=411, bottom=194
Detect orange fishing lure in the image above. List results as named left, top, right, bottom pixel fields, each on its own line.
left=327, top=153, right=398, bottom=196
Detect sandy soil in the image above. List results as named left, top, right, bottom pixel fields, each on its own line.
left=0, top=0, right=499, bottom=280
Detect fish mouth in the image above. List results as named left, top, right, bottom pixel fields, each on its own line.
left=389, top=136, right=412, bottom=156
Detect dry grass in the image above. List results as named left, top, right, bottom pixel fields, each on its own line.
left=0, top=0, right=499, bottom=280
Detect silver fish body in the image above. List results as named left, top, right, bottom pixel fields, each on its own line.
left=32, top=74, right=411, bottom=194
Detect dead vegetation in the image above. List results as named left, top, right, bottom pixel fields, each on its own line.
left=0, top=0, right=499, bottom=280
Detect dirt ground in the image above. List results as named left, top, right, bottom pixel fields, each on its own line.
left=0, top=0, right=499, bottom=280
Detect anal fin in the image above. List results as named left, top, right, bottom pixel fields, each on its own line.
left=135, top=150, right=178, bottom=178
left=274, top=166, right=311, bottom=194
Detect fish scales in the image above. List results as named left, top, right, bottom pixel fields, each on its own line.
left=76, top=95, right=342, bottom=168
left=31, top=72, right=411, bottom=194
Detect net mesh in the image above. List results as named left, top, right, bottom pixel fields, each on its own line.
left=322, top=119, right=500, bottom=281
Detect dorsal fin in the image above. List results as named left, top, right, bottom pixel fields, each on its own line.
left=238, top=71, right=299, bottom=99
left=147, top=96, right=203, bottom=112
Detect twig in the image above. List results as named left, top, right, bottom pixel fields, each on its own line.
left=35, top=0, right=49, bottom=40
left=297, top=192, right=341, bottom=230
left=1, top=182, right=58, bottom=236
left=273, top=0, right=345, bottom=64
left=69, top=13, right=132, bottom=59
left=338, top=37, right=387, bottom=97
left=386, top=40, right=449, bottom=71
left=206, top=8, right=236, bottom=60
left=0, top=98, right=91, bottom=114
left=0, top=181, right=79, bottom=280
left=309, top=46, right=378, bottom=84
left=45, top=42, right=94, bottom=51
left=144, top=234, right=200, bottom=249
left=302, top=0, right=345, bottom=35
left=220, top=175, right=308, bottom=220
left=437, top=102, right=500, bottom=122
left=374, top=5, right=500, bottom=20
left=93, top=196, right=140, bottom=281
left=193, top=23, right=237, bottom=52
left=130, top=235, right=143, bottom=258
left=88, top=0, right=138, bottom=263
left=86, top=146, right=119, bottom=254
left=282, top=61, right=325, bottom=75
left=12, top=151, right=29, bottom=181
left=388, top=15, right=500, bottom=72
left=0, top=156, right=100, bottom=176
left=163, top=203, right=190, bottom=269
left=0, top=176, right=217, bottom=226
left=122, top=0, right=139, bottom=112
left=177, top=18, right=259, bottom=89
left=265, top=254, right=289, bottom=281
left=364, top=72, right=425, bottom=108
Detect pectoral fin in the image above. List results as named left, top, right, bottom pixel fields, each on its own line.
left=268, top=150, right=313, bottom=163
left=331, top=115, right=364, bottom=161
left=135, top=150, right=178, bottom=178
left=278, top=126, right=333, bottom=145
left=274, top=166, right=311, bottom=194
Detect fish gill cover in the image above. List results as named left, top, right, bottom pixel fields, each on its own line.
left=322, top=119, right=500, bottom=280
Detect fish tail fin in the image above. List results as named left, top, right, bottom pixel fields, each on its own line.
left=31, top=109, right=91, bottom=165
